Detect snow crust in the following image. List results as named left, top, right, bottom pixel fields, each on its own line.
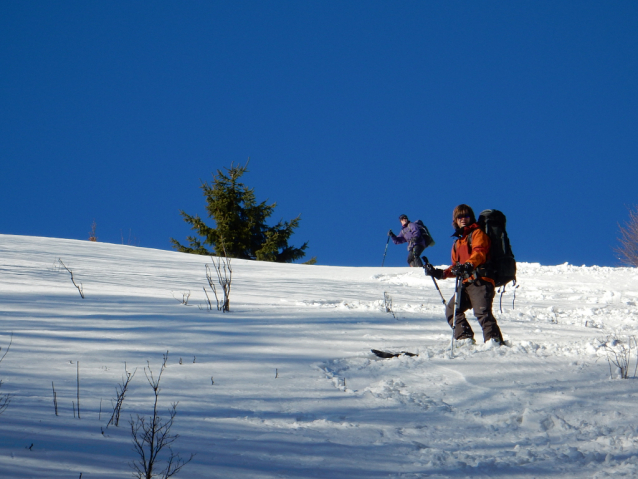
left=1, top=234, right=638, bottom=478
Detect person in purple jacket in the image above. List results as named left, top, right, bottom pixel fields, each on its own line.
left=389, top=214, right=427, bottom=267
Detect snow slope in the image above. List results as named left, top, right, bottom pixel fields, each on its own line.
left=1, top=234, right=638, bottom=478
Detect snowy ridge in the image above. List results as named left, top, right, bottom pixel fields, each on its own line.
left=0, top=234, right=638, bottom=478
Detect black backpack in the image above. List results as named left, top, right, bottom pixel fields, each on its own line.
left=474, top=209, right=516, bottom=287
left=414, top=220, right=436, bottom=248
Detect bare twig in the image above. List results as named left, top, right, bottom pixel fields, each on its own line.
left=88, top=220, right=98, bottom=242
left=0, top=334, right=13, bottom=415
left=205, top=265, right=221, bottom=310
left=77, top=361, right=80, bottom=419
left=0, top=380, right=10, bottom=416
left=171, top=291, right=191, bottom=305
left=130, top=351, right=194, bottom=478
left=202, top=287, right=213, bottom=310
left=56, top=259, right=85, bottom=298
left=121, top=228, right=139, bottom=246
left=0, top=333, right=12, bottom=366
left=52, top=382, right=58, bottom=416
left=107, top=363, right=137, bottom=428
left=616, top=206, right=638, bottom=267
left=602, top=334, right=637, bottom=379
left=206, top=240, right=232, bottom=312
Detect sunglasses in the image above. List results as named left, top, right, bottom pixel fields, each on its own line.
left=456, top=214, right=471, bottom=220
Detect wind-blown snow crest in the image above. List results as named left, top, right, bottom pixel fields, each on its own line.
left=0, top=234, right=637, bottom=478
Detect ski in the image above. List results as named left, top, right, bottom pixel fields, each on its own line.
left=371, top=349, right=417, bottom=358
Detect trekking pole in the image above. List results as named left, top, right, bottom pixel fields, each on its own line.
left=422, top=256, right=446, bottom=306
left=382, top=235, right=390, bottom=266
left=449, top=270, right=465, bottom=359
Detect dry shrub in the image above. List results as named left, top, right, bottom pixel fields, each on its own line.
left=616, top=206, right=638, bottom=267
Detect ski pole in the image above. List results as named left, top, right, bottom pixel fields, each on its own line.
left=450, top=270, right=465, bottom=359
left=382, top=235, right=390, bottom=266
left=422, top=256, right=446, bottom=306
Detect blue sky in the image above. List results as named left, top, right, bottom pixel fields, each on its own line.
left=1, top=1, right=637, bottom=268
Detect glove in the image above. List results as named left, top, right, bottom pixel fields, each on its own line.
left=388, top=229, right=396, bottom=238
left=424, top=264, right=444, bottom=280
left=451, top=262, right=474, bottom=276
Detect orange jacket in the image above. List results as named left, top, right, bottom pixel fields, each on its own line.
left=443, top=223, right=494, bottom=284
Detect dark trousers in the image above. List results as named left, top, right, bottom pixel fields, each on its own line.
left=407, top=244, right=425, bottom=267
left=445, top=279, right=503, bottom=342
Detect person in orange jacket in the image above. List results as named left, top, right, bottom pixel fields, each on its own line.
left=425, top=204, right=504, bottom=345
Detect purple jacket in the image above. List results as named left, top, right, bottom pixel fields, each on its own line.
left=392, top=222, right=426, bottom=251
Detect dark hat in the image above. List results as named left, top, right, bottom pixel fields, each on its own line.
left=399, top=214, right=408, bottom=221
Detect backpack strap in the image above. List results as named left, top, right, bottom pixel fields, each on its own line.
left=453, top=229, right=474, bottom=255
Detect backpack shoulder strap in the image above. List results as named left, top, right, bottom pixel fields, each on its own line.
left=453, top=229, right=473, bottom=249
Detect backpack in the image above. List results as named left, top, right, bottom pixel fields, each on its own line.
left=474, top=209, right=516, bottom=287
left=414, top=220, right=436, bottom=248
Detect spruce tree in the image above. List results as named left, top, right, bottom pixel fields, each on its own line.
left=171, top=162, right=309, bottom=262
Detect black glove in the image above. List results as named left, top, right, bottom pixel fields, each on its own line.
left=424, top=263, right=444, bottom=280
left=451, top=262, right=474, bottom=276
left=388, top=229, right=396, bottom=238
